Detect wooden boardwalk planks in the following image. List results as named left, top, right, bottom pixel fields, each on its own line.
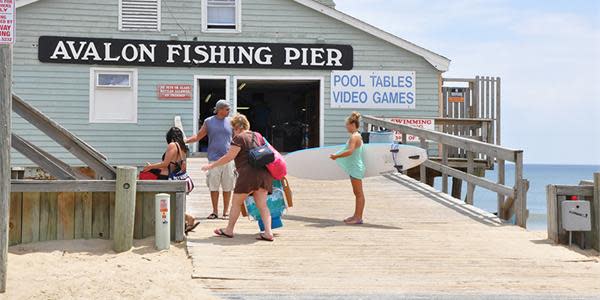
left=21, top=192, right=40, bottom=244
left=92, top=192, right=110, bottom=239
left=57, top=192, right=75, bottom=240
left=134, top=192, right=144, bottom=239
left=142, top=192, right=155, bottom=238
left=8, top=193, right=22, bottom=246
left=39, top=192, right=57, bottom=241
left=74, top=192, right=92, bottom=239
left=185, top=158, right=600, bottom=296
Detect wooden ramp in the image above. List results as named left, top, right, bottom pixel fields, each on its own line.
left=185, top=158, right=600, bottom=298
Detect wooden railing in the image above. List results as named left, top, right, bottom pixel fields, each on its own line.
left=546, top=173, right=599, bottom=251
left=436, top=118, right=494, bottom=166
left=9, top=180, right=187, bottom=244
left=363, top=115, right=529, bottom=228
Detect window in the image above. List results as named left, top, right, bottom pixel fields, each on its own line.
left=119, top=0, right=161, bottom=31
left=97, top=74, right=131, bottom=87
left=90, top=68, right=138, bottom=123
left=202, top=0, right=241, bottom=32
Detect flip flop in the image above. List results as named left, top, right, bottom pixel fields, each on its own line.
left=185, top=221, right=201, bottom=236
left=256, top=233, right=274, bottom=242
left=214, top=228, right=233, bottom=238
left=221, top=214, right=229, bottom=220
left=344, top=218, right=364, bottom=225
left=207, top=213, right=218, bottom=220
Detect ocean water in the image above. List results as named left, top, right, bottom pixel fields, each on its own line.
left=433, top=164, right=600, bottom=231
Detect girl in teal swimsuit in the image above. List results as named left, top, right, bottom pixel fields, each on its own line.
left=330, top=112, right=366, bottom=225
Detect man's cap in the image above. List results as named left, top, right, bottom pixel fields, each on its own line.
left=214, top=100, right=231, bottom=113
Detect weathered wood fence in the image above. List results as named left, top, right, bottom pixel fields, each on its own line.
left=9, top=180, right=187, bottom=246
left=443, top=77, right=500, bottom=162
left=363, top=115, right=529, bottom=227
left=547, top=173, right=600, bottom=251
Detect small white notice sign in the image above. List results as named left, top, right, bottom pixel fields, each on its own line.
left=331, top=70, right=416, bottom=109
left=0, top=0, right=15, bottom=45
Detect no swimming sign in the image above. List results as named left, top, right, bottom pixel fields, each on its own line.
left=0, top=0, right=15, bottom=44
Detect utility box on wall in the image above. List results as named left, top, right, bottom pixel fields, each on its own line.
left=561, top=201, right=592, bottom=232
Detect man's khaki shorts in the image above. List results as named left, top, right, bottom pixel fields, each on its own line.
left=206, top=161, right=236, bottom=192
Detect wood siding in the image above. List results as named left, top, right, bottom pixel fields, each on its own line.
left=12, top=0, right=442, bottom=166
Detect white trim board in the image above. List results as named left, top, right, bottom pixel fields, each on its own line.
left=232, top=75, right=325, bottom=147
left=292, top=0, right=451, bottom=72
left=192, top=75, right=231, bottom=153
left=16, top=0, right=38, bottom=8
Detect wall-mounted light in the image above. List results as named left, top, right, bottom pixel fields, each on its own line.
left=204, top=94, right=212, bottom=103
left=237, top=106, right=250, bottom=110
left=238, top=83, right=247, bottom=91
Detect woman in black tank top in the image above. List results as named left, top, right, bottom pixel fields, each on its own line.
left=143, top=128, right=188, bottom=178
left=143, top=127, right=198, bottom=233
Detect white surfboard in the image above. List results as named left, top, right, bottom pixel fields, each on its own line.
left=285, top=143, right=427, bottom=180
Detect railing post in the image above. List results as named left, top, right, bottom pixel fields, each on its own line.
left=514, top=151, right=527, bottom=228
left=113, top=166, right=137, bottom=253
left=495, top=77, right=501, bottom=146
left=419, top=137, right=427, bottom=183
left=402, top=133, right=407, bottom=144
left=465, top=151, right=475, bottom=205
left=497, top=159, right=505, bottom=217
left=441, top=144, right=448, bottom=193
left=175, top=192, right=185, bottom=242
left=546, top=184, right=558, bottom=243
left=593, top=173, right=600, bottom=251
left=0, top=44, right=12, bottom=293
left=362, top=121, right=370, bottom=134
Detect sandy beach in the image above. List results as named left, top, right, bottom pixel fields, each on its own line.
left=1, top=239, right=218, bottom=300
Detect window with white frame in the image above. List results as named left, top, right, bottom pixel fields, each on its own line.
left=90, top=68, right=138, bottom=123
left=202, top=0, right=241, bottom=32
left=119, top=0, right=161, bottom=31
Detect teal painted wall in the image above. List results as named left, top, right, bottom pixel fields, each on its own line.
left=12, top=0, right=443, bottom=166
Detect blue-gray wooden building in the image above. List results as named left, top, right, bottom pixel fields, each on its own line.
left=12, top=0, right=450, bottom=167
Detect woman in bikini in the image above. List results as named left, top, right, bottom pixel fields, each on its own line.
left=201, top=114, right=275, bottom=242
left=143, top=127, right=199, bottom=234
left=329, top=112, right=366, bottom=225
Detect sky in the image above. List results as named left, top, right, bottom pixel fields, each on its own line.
left=336, top=0, right=600, bottom=165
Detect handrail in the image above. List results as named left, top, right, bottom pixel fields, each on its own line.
left=10, top=180, right=187, bottom=193
left=363, top=116, right=520, bottom=162
left=12, top=94, right=116, bottom=179
left=362, top=115, right=528, bottom=228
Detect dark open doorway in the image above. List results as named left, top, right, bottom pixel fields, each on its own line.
left=197, top=78, right=227, bottom=152
left=236, top=80, right=320, bottom=152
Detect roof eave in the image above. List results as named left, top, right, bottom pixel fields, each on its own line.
left=16, top=0, right=40, bottom=8
left=17, top=0, right=452, bottom=72
left=295, top=0, right=451, bottom=72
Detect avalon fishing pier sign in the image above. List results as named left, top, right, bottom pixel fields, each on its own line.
left=38, top=36, right=353, bottom=70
